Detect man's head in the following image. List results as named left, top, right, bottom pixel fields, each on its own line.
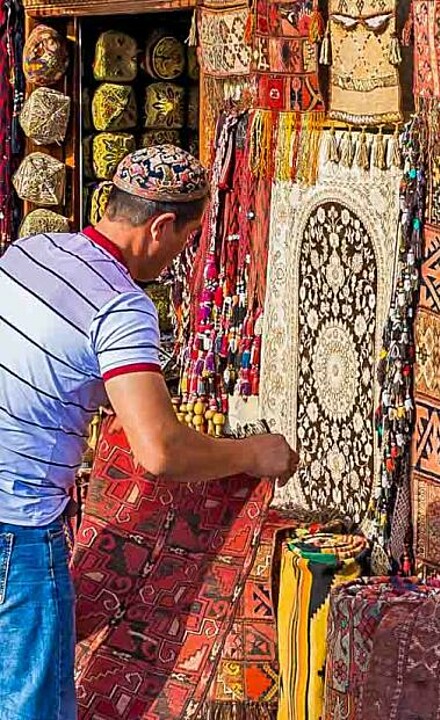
left=98, top=145, right=209, bottom=281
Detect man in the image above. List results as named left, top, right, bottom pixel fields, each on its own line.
left=0, top=145, right=298, bottom=720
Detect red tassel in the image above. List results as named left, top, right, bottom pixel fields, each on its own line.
left=402, top=2, right=413, bottom=46
left=402, top=553, right=412, bottom=576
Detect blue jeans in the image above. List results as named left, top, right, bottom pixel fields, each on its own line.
left=0, top=519, right=76, bottom=720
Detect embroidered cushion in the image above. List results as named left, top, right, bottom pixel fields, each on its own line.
left=187, top=132, right=199, bottom=159
left=20, top=88, right=71, bottom=145
left=187, top=85, right=199, bottom=130
left=92, top=83, right=138, bottom=132
left=187, top=47, right=199, bottom=81
left=82, top=88, right=93, bottom=132
left=93, top=132, right=136, bottom=180
left=87, top=181, right=113, bottom=225
left=93, top=30, right=138, bottom=83
left=139, top=129, right=181, bottom=148
left=83, top=136, right=94, bottom=179
left=23, top=25, right=69, bottom=86
left=146, top=282, right=172, bottom=333
left=13, top=152, right=66, bottom=205
left=144, top=82, right=185, bottom=129
left=144, top=30, right=185, bottom=80
left=20, top=209, right=69, bottom=236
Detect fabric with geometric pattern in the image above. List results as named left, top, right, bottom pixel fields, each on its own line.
left=73, top=419, right=275, bottom=720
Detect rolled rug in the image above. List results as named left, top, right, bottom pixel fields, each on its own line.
left=277, top=532, right=370, bottom=720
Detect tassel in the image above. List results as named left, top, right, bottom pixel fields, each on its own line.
left=275, top=112, right=296, bottom=181
left=355, top=128, right=369, bottom=170
left=307, top=113, right=324, bottom=184
left=390, top=125, right=402, bottom=168
left=339, top=128, right=355, bottom=168
left=319, top=24, right=332, bottom=65
left=187, top=9, right=197, bottom=46
left=309, top=0, right=325, bottom=43
left=372, top=128, right=387, bottom=170
left=325, top=126, right=339, bottom=164
left=402, top=2, right=413, bottom=46
left=244, top=1, right=254, bottom=44
left=249, top=110, right=275, bottom=178
left=389, top=33, right=402, bottom=66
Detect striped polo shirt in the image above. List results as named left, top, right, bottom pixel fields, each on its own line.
left=0, top=227, right=161, bottom=526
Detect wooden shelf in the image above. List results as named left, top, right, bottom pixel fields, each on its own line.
left=24, top=0, right=195, bottom=18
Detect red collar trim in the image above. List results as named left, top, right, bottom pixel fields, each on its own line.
left=82, top=226, right=128, bottom=270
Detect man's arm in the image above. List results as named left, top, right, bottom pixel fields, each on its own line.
left=105, top=371, right=298, bottom=484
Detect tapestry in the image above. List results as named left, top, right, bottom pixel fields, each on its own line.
left=325, top=0, right=403, bottom=125
left=359, top=591, right=440, bottom=719
left=323, top=577, right=440, bottom=720
left=412, top=223, right=440, bottom=572
left=413, top=0, right=440, bottom=100
left=260, top=130, right=401, bottom=518
left=277, top=532, right=368, bottom=720
left=196, top=0, right=325, bottom=170
left=73, top=418, right=275, bottom=720
left=198, top=510, right=295, bottom=720
left=198, top=5, right=251, bottom=80
left=250, top=0, right=325, bottom=113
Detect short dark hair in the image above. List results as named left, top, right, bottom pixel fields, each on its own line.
left=105, top=187, right=207, bottom=230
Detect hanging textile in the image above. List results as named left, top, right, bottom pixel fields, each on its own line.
left=413, top=0, right=440, bottom=101
left=277, top=532, right=369, bottom=720
left=0, top=0, right=24, bottom=253
left=412, top=226, right=440, bottom=574
left=73, top=419, right=275, bottom=720
left=260, top=129, right=401, bottom=518
left=250, top=0, right=324, bottom=114
left=196, top=0, right=324, bottom=180
left=323, top=0, right=403, bottom=125
left=323, top=577, right=440, bottom=720
left=365, top=116, right=426, bottom=571
left=196, top=0, right=252, bottom=162
left=410, top=2, right=440, bottom=575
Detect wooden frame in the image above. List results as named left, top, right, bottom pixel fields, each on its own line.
left=24, top=0, right=195, bottom=18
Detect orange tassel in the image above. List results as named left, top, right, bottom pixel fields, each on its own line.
left=309, top=9, right=325, bottom=43
left=244, top=4, right=254, bottom=44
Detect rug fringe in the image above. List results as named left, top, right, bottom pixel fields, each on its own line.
left=198, top=701, right=278, bottom=719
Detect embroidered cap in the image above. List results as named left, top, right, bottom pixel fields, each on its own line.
left=113, top=144, right=209, bottom=203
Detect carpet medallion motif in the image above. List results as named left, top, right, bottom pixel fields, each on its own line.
left=260, top=133, right=401, bottom=519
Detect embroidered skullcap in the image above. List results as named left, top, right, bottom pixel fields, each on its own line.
left=23, top=25, right=69, bottom=87
left=113, top=144, right=209, bottom=203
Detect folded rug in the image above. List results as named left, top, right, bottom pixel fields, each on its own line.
left=73, top=418, right=275, bottom=720
left=324, top=577, right=440, bottom=720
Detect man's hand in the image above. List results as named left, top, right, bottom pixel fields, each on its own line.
left=105, top=371, right=299, bottom=485
left=243, top=433, right=299, bottom=486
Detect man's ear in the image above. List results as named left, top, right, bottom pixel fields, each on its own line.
left=150, top=213, right=176, bottom=242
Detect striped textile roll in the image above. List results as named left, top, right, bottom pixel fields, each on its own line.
left=277, top=532, right=369, bottom=720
